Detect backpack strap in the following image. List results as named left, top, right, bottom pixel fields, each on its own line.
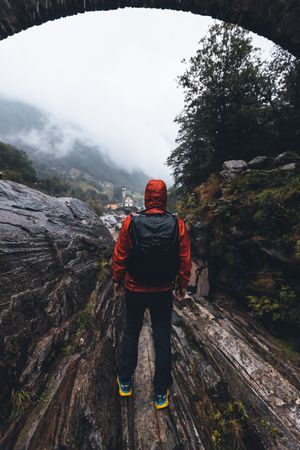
left=129, top=212, right=139, bottom=247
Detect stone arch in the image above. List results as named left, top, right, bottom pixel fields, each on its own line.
left=0, top=1, right=300, bottom=56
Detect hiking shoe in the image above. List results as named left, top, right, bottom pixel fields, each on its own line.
left=117, top=375, right=132, bottom=397
left=154, top=389, right=169, bottom=410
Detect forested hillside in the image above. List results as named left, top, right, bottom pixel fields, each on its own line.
left=0, top=98, right=149, bottom=192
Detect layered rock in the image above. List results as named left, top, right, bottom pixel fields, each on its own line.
left=0, top=180, right=113, bottom=435
left=1, top=179, right=300, bottom=450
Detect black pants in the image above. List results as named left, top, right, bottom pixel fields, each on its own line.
left=118, top=289, right=173, bottom=394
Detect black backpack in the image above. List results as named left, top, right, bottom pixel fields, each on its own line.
left=127, top=209, right=180, bottom=284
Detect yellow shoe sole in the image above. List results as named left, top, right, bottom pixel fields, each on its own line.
left=117, top=376, right=132, bottom=397
left=155, top=390, right=169, bottom=410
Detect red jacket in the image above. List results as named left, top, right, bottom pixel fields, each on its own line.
left=112, top=179, right=191, bottom=292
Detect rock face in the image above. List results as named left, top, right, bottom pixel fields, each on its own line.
left=1, top=179, right=300, bottom=449
left=0, top=181, right=113, bottom=433
left=0, top=1, right=300, bottom=56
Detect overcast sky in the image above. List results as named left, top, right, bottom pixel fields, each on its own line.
left=0, top=8, right=274, bottom=181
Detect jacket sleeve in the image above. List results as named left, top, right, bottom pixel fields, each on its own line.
left=176, top=218, right=191, bottom=290
left=112, top=215, right=132, bottom=283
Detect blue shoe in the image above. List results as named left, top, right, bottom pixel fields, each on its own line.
left=117, top=375, right=132, bottom=397
left=154, top=389, right=170, bottom=410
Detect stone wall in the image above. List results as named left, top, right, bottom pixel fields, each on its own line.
left=0, top=1, right=300, bottom=56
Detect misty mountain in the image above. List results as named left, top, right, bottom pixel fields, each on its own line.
left=0, top=98, right=150, bottom=192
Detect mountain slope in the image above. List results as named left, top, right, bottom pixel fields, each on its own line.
left=0, top=97, right=150, bottom=192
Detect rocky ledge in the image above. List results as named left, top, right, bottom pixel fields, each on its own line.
left=0, top=180, right=113, bottom=435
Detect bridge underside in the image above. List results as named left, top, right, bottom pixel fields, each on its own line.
left=0, top=1, right=300, bottom=56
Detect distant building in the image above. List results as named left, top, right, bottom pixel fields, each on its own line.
left=68, top=168, right=81, bottom=179
left=122, top=186, right=126, bottom=203
left=82, top=173, right=93, bottom=182
left=106, top=203, right=119, bottom=210
left=124, top=195, right=134, bottom=208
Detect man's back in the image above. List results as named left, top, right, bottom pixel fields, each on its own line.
left=112, top=179, right=191, bottom=293
left=113, top=179, right=191, bottom=410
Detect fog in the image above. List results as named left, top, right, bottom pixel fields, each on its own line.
left=0, top=8, right=274, bottom=181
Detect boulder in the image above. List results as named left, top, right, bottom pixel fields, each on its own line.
left=271, top=151, right=300, bottom=168
left=222, top=160, right=248, bottom=172
left=220, top=169, right=236, bottom=180
left=280, top=162, right=297, bottom=171
left=248, top=156, right=274, bottom=169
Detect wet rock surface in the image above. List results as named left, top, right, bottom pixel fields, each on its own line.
left=0, top=180, right=113, bottom=432
left=5, top=286, right=300, bottom=449
left=1, top=180, right=300, bottom=449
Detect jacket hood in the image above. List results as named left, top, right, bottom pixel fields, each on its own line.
left=144, top=179, right=167, bottom=210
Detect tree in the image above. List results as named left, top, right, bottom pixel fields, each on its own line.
left=167, top=22, right=266, bottom=192
left=113, top=185, right=123, bottom=203
left=263, top=47, right=300, bottom=153
left=0, top=141, right=37, bottom=184
left=39, top=175, right=71, bottom=196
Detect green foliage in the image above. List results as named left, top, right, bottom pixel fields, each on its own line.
left=181, top=169, right=300, bottom=342
left=247, top=295, right=280, bottom=318
left=0, top=140, right=105, bottom=216
left=167, top=21, right=300, bottom=193
left=37, top=386, right=52, bottom=407
left=0, top=141, right=37, bottom=184
left=223, top=171, right=300, bottom=237
left=62, top=342, right=74, bottom=355
left=11, top=388, right=34, bottom=414
left=167, top=22, right=268, bottom=192
left=259, top=420, right=281, bottom=438
left=76, top=303, right=95, bottom=337
left=295, top=240, right=300, bottom=260
left=264, top=47, right=300, bottom=154
left=176, top=191, right=200, bottom=220
left=88, top=199, right=104, bottom=216
left=166, top=186, right=179, bottom=213
left=38, top=176, right=105, bottom=216
left=39, top=175, right=71, bottom=196
left=97, top=257, right=112, bottom=282
left=209, top=401, right=248, bottom=449
left=247, top=286, right=300, bottom=327
left=113, top=185, right=123, bottom=203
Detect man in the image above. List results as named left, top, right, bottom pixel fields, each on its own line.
left=112, top=179, right=191, bottom=410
